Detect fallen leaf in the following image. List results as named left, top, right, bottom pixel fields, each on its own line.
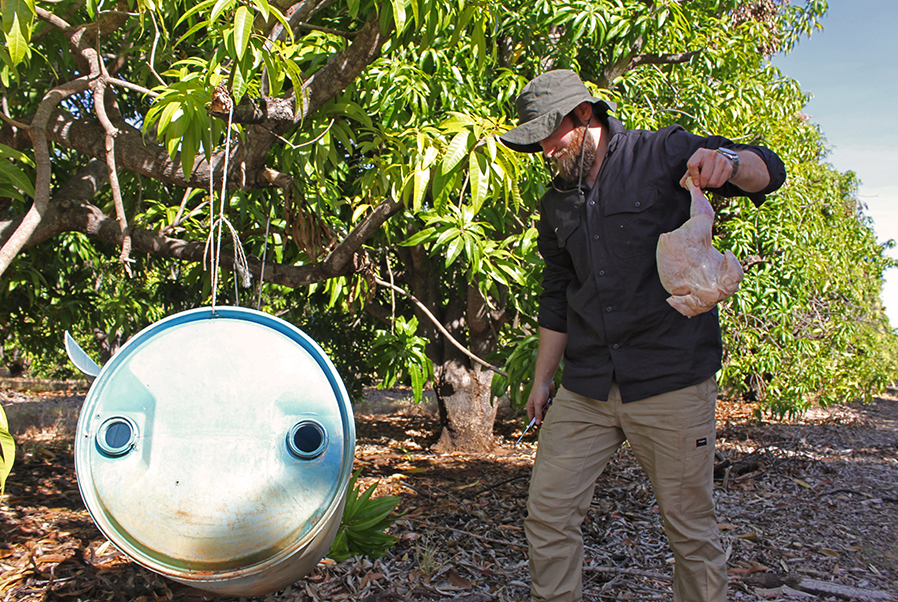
left=819, top=548, right=840, bottom=558
left=736, top=532, right=759, bottom=541
left=753, top=585, right=785, bottom=599
left=448, top=570, right=472, bottom=589
left=793, top=478, right=813, bottom=489
left=739, top=561, right=770, bottom=574
left=360, top=570, right=384, bottom=588
left=36, top=554, right=67, bottom=563
left=456, top=479, right=481, bottom=490
left=717, top=523, right=739, bottom=530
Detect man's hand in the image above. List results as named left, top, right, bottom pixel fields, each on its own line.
left=527, top=382, right=556, bottom=426
left=681, top=147, right=771, bottom=193
left=680, top=147, right=734, bottom=190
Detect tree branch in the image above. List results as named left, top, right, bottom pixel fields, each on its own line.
left=0, top=195, right=405, bottom=290
left=373, top=276, right=508, bottom=377
left=630, top=50, right=702, bottom=68
left=0, top=77, right=90, bottom=278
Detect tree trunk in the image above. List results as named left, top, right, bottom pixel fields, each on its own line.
left=430, top=280, right=503, bottom=453
left=432, top=360, right=498, bottom=453
left=403, top=242, right=506, bottom=453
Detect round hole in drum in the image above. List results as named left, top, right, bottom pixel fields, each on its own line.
left=97, top=416, right=137, bottom=457
left=105, top=421, right=132, bottom=448
left=287, top=421, right=327, bottom=459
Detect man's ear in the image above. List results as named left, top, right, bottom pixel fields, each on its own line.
left=574, top=101, right=593, bottom=123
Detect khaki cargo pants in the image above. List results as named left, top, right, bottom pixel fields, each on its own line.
left=525, top=379, right=725, bottom=602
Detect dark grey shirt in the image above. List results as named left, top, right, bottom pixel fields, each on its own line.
left=537, top=117, right=786, bottom=402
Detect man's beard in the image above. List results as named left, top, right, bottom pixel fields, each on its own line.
left=551, top=124, right=596, bottom=183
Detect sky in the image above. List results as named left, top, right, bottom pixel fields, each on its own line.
left=772, top=0, right=898, bottom=327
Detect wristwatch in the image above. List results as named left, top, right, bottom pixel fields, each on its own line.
left=716, top=147, right=740, bottom=181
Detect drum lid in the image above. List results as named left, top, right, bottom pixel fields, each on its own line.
left=75, top=307, right=355, bottom=573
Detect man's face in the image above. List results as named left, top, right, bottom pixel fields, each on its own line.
left=540, top=114, right=595, bottom=183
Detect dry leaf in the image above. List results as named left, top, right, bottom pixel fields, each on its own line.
left=717, top=523, right=739, bottom=530
left=35, top=554, right=67, bottom=563
left=448, top=570, right=472, bottom=589
left=738, top=561, right=770, bottom=574
left=753, top=585, right=786, bottom=599
left=456, top=480, right=481, bottom=490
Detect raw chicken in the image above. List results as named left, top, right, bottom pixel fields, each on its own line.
left=655, top=177, right=744, bottom=318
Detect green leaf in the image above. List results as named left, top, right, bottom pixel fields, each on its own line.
left=231, top=57, right=248, bottom=103
left=445, top=236, right=464, bottom=266
left=0, top=404, right=15, bottom=495
left=233, top=6, right=252, bottom=60
left=412, top=168, right=430, bottom=211
left=390, top=0, right=407, bottom=32
left=442, top=130, right=470, bottom=174
left=1, top=0, right=35, bottom=66
left=402, top=227, right=438, bottom=246
left=251, top=0, right=269, bottom=21
left=469, top=152, right=487, bottom=213
left=175, top=0, right=218, bottom=28
left=209, top=0, right=235, bottom=26
left=264, top=4, right=293, bottom=42
left=0, top=160, right=33, bottom=198
left=176, top=19, right=213, bottom=47
left=409, top=0, right=419, bottom=27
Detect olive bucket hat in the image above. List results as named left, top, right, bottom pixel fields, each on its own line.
left=499, top=70, right=615, bottom=154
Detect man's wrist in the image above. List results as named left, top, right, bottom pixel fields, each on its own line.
left=716, top=147, right=740, bottom=181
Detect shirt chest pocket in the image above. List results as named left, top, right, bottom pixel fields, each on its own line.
left=603, top=187, right=662, bottom=260
left=553, top=206, right=583, bottom=250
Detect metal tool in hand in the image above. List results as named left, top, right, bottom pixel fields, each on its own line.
left=515, top=398, right=553, bottom=447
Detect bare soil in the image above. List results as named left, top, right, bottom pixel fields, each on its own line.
left=1, top=385, right=896, bottom=602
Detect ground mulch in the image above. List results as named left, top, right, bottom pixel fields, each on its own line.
left=1, top=386, right=896, bottom=602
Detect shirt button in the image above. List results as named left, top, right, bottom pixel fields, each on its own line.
left=589, top=200, right=596, bottom=206
left=594, top=235, right=600, bottom=240
left=635, top=201, right=641, bottom=208
left=598, top=270, right=605, bottom=276
left=606, top=306, right=612, bottom=312
left=612, top=343, right=620, bottom=349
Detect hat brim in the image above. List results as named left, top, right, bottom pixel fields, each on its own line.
left=500, top=98, right=615, bottom=154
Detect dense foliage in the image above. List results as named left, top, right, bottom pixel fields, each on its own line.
left=0, top=0, right=895, bottom=456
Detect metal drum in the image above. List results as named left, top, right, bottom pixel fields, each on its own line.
left=74, top=307, right=355, bottom=596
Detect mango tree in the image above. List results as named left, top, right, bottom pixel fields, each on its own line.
left=1, top=0, right=894, bottom=454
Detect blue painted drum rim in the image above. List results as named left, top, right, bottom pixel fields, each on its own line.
left=74, top=306, right=356, bottom=596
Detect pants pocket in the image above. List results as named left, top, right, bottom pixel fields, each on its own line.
left=680, top=420, right=716, bottom=517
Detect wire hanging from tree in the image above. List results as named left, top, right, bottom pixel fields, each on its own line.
left=203, top=101, right=251, bottom=311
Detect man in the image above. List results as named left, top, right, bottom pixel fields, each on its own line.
left=499, top=70, right=786, bottom=602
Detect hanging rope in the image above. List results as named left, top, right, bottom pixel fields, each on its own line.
left=256, top=200, right=272, bottom=310
left=203, top=101, right=251, bottom=311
